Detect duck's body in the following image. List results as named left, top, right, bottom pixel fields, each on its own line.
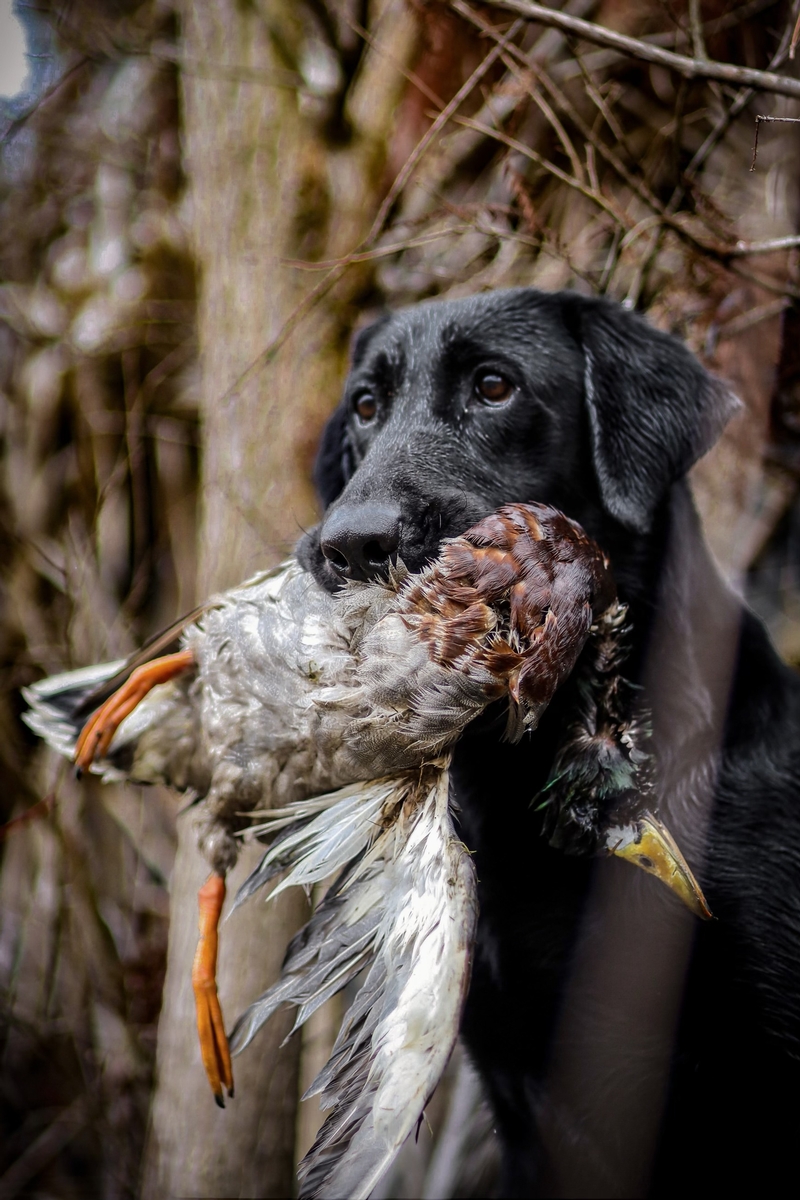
left=25, top=504, right=614, bottom=871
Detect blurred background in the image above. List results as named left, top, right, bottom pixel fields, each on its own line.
left=1, top=1, right=799, bottom=1196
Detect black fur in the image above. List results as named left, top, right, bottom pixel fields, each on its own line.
left=298, top=288, right=800, bottom=1196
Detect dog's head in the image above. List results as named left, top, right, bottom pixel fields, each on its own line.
left=298, top=288, right=739, bottom=594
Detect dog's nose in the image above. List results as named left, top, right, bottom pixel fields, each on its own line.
left=320, top=504, right=402, bottom=581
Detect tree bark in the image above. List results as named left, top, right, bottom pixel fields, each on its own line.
left=142, top=3, right=319, bottom=1194
left=142, top=2, right=418, bottom=1194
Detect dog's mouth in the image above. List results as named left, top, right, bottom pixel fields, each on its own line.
left=299, top=494, right=493, bottom=593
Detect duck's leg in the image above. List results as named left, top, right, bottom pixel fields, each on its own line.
left=74, top=649, right=195, bottom=772
left=192, top=873, right=234, bottom=1105
left=74, top=653, right=231, bottom=1103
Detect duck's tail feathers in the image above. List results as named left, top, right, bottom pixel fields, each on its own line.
left=22, top=660, right=126, bottom=764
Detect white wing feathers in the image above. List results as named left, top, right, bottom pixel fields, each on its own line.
left=229, top=763, right=478, bottom=1200
left=231, top=778, right=397, bottom=912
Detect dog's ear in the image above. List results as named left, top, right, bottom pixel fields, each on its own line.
left=564, top=295, right=741, bottom=533
left=313, top=314, right=391, bottom=507
left=313, top=401, right=353, bottom=507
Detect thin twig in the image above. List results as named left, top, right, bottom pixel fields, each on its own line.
left=435, top=193, right=552, bottom=257
left=451, top=113, right=629, bottom=229
left=459, top=7, right=730, bottom=257
left=585, top=142, right=599, bottom=194
left=636, top=0, right=800, bottom=296
left=456, top=2, right=800, bottom=301
left=729, top=234, right=800, bottom=255
left=0, top=55, right=91, bottom=146
left=513, top=52, right=674, bottom=221
left=517, top=70, right=585, bottom=183
left=577, top=72, right=633, bottom=160
left=750, top=114, right=800, bottom=170
left=718, top=296, right=789, bottom=338
left=386, top=7, right=593, bottom=221
left=0, top=1095, right=88, bottom=1198
left=457, top=0, right=800, bottom=100
left=343, top=17, right=445, bottom=109
left=688, top=0, right=708, bottom=61
left=598, top=226, right=623, bottom=292
left=131, top=337, right=196, bottom=409
left=493, top=36, right=734, bottom=257
left=211, top=261, right=351, bottom=407
left=685, top=0, right=798, bottom=186
left=282, top=225, right=481, bottom=270
left=727, top=260, right=800, bottom=300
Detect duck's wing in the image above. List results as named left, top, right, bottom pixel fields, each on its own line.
left=22, top=590, right=221, bottom=785
left=20, top=562, right=301, bottom=788
left=230, top=763, right=477, bottom=1200
left=23, top=651, right=204, bottom=788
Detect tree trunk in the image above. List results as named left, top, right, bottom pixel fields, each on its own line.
left=141, top=4, right=313, bottom=1194
left=142, top=2, right=418, bottom=1194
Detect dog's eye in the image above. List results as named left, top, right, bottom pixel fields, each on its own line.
left=353, top=392, right=377, bottom=422
left=475, top=371, right=513, bottom=403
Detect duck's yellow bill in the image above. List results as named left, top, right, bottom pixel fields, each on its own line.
left=605, top=813, right=712, bottom=920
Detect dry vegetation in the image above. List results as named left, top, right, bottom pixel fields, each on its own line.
left=1, top=0, right=799, bottom=1195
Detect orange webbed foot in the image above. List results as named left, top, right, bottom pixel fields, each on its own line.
left=192, top=873, right=234, bottom=1107
left=74, top=649, right=195, bottom=773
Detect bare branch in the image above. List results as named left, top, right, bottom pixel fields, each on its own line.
left=452, top=10, right=800, bottom=301
left=631, top=0, right=800, bottom=298
left=750, top=113, right=800, bottom=170
left=1, top=55, right=92, bottom=146
left=451, top=112, right=629, bottom=229
left=521, top=75, right=585, bottom=184
left=717, top=297, right=789, bottom=337
left=0, top=792, right=55, bottom=842
left=689, top=0, right=708, bottom=61
left=0, top=1097, right=88, bottom=1197
left=282, top=226, right=480, bottom=269
left=455, top=0, right=800, bottom=101
left=684, top=1, right=798, bottom=184
left=343, top=16, right=445, bottom=108
left=472, top=23, right=737, bottom=259
left=730, top=233, right=800, bottom=255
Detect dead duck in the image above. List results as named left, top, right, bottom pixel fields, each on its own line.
left=23, top=503, right=707, bottom=1155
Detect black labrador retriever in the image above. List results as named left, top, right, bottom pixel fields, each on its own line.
left=298, top=288, right=800, bottom=1197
